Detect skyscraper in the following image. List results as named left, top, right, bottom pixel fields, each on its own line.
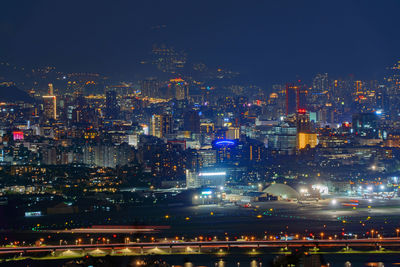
left=286, top=82, right=308, bottom=116
left=48, top=83, right=54, bottom=95
left=286, top=83, right=298, bottom=115
left=183, top=110, right=200, bottom=133
left=141, top=78, right=160, bottom=98
left=151, top=114, right=173, bottom=138
left=43, top=95, right=57, bottom=120
left=105, top=91, right=120, bottom=119
left=169, top=78, right=189, bottom=100
left=352, top=113, right=379, bottom=138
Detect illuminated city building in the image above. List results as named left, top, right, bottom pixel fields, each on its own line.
left=352, top=113, right=379, bottom=138
left=151, top=114, right=173, bottom=138
left=285, top=83, right=307, bottom=115
left=140, top=78, right=161, bottom=98
left=42, top=95, right=57, bottom=120
left=267, top=124, right=297, bottom=154
left=226, top=126, right=240, bottom=140
left=105, top=90, right=120, bottom=120
left=169, top=78, right=189, bottom=100
left=12, top=131, right=24, bottom=141
left=48, top=83, right=54, bottom=95
left=186, top=169, right=226, bottom=188
left=297, top=132, right=318, bottom=150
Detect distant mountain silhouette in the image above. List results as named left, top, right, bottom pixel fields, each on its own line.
left=0, top=86, right=35, bottom=103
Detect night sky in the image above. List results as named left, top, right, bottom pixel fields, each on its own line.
left=1, top=0, right=400, bottom=85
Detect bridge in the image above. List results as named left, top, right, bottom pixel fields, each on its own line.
left=0, top=238, right=399, bottom=256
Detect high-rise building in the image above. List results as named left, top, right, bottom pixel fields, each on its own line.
left=286, top=83, right=298, bottom=115
left=352, top=113, right=379, bottom=138
left=183, top=110, right=200, bottom=133
left=267, top=124, right=297, bottom=154
left=186, top=169, right=226, bottom=189
left=48, top=83, right=54, bottom=95
left=42, top=95, right=57, bottom=120
left=296, top=111, right=312, bottom=133
left=311, top=73, right=329, bottom=107
left=286, top=83, right=308, bottom=115
left=212, top=139, right=240, bottom=164
left=312, top=73, right=329, bottom=93
left=169, top=78, right=189, bottom=100
left=226, top=126, right=240, bottom=140
left=105, top=90, right=120, bottom=119
left=151, top=114, right=173, bottom=138
left=297, top=85, right=308, bottom=111
left=83, top=143, right=133, bottom=168
left=297, top=132, right=318, bottom=150
left=141, top=78, right=160, bottom=98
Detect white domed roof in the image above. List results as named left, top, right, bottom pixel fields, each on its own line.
left=264, top=183, right=299, bottom=199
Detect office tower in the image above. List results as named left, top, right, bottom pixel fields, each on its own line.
left=352, top=113, right=379, bottom=138
left=312, top=73, right=329, bottom=93
left=105, top=90, right=120, bottom=119
left=197, top=149, right=217, bottom=168
left=151, top=114, right=173, bottom=138
left=286, top=83, right=298, bottom=115
left=48, top=83, right=54, bottom=95
left=226, top=126, right=240, bottom=140
left=212, top=139, right=240, bottom=163
left=296, top=111, right=311, bottom=133
left=141, top=78, right=160, bottom=98
left=12, top=131, right=24, bottom=141
left=297, top=85, right=308, bottom=110
left=42, top=95, right=57, bottom=120
left=355, top=80, right=363, bottom=95
left=169, top=78, right=189, bottom=100
left=297, top=132, right=318, bottom=149
left=183, top=110, right=200, bottom=133
left=186, top=169, right=226, bottom=189
left=286, top=82, right=308, bottom=116
left=186, top=169, right=197, bottom=188
left=83, top=143, right=133, bottom=168
left=295, top=110, right=317, bottom=150
left=311, top=73, right=330, bottom=106
left=267, top=124, right=297, bottom=155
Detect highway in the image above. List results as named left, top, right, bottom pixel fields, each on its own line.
left=1, top=238, right=400, bottom=255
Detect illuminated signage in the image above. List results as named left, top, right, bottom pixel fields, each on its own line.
left=12, top=131, right=24, bottom=141
left=201, top=190, right=212, bottom=195
left=214, top=140, right=235, bottom=146
left=198, top=172, right=226, bottom=176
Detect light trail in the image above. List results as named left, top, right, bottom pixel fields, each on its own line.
left=0, top=238, right=399, bottom=254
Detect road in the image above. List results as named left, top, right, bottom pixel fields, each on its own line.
left=0, top=238, right=399, bottom=255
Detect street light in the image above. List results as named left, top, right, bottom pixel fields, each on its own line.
left=396, top=229, right=399, bottom=238
left=371, top=230, right=375, bottom=238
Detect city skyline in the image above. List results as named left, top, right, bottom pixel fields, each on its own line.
left=2, top=1, right=400, bottom=266
left=2, top=0, right=400, bottom=86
